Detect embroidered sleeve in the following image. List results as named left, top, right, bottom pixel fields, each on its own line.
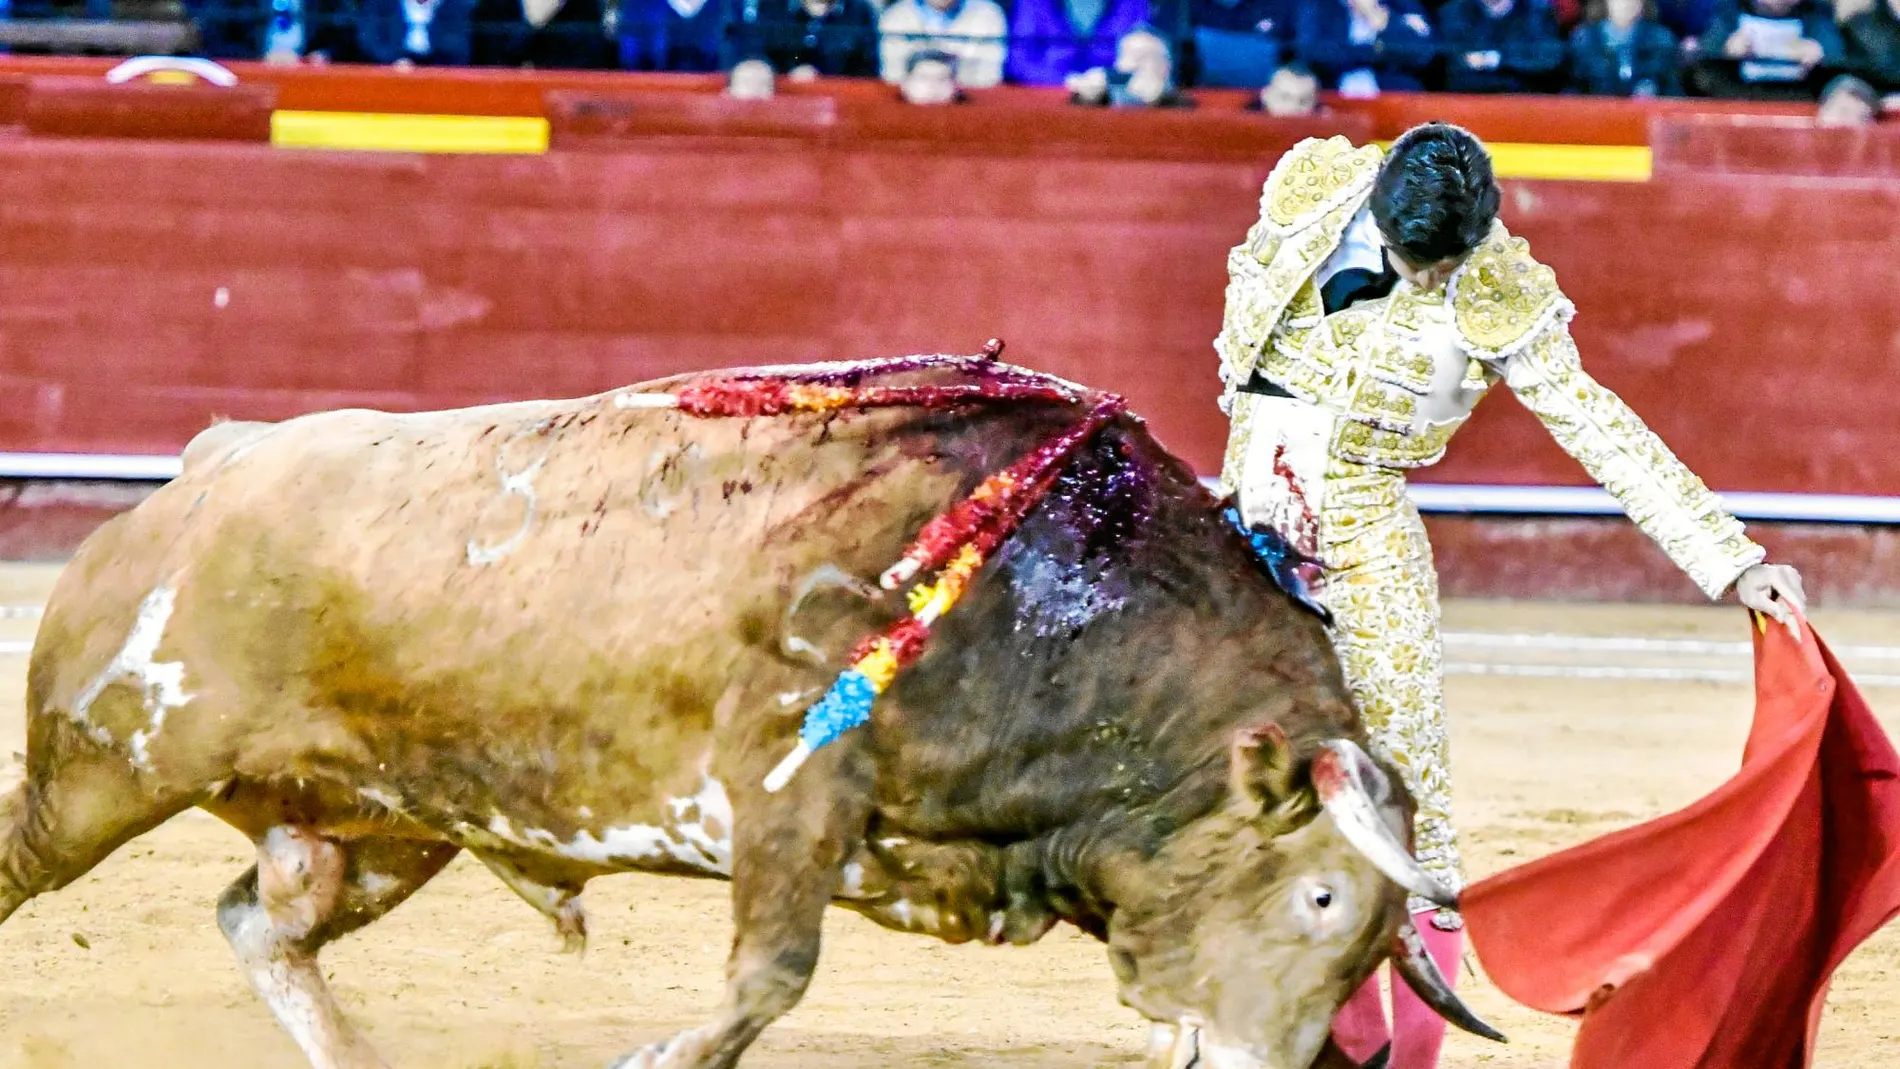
left=1501, top=327, right=1766, bottom=599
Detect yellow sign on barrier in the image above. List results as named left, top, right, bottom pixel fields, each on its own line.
left=271, top=111, right=551, bottom=155
left=266, top=112, right=1653, bottom=182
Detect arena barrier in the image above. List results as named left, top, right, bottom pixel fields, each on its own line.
left=1, top=63, right=1897, bottom=601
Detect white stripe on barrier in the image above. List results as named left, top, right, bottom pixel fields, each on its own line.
left=0, top=457, right=1884, bottom=525
left=0, top=453, right=183, bottom=480
left=1195, top=476, right=1900, bottom=525
left=1444, top=661, right=1900, bottom=687
left=1444, top=630, right=1900, bottom=662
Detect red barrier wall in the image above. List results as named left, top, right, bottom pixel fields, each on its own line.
left=0, top=73, right=1895, bottom=602
left=1, top=104, right=1893, bottom=496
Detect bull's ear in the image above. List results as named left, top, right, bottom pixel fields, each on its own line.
left=1230, top=723, right=1301, bottom=814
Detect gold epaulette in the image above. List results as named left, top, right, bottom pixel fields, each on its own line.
left=1447, top=222, right=1576, bottom=361
left=1261, top=136, right=1384, bottom=235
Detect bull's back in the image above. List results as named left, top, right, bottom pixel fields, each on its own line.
left=39, top=383, right=1072, bottom=838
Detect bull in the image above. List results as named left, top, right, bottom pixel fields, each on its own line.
left=0, top=357, right=1501, bottom=1069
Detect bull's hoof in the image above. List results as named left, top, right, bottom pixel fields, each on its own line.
left=607, top=1030, right=693, bottom=1069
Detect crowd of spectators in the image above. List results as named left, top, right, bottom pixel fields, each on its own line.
left=7, top=0, right=1897, bottom=117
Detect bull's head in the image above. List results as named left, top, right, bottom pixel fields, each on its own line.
left=1103, top=725, right=1503, bottom=1069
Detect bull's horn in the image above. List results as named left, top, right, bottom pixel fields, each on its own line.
left=1310, top=740, right=1458, bottom=910
left=1391, top=920, right=1507, bottom=1043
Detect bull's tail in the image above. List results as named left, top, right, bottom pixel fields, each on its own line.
left=0, top=755, right=34, bottom=925
left=0, top=732, right=194, bottom=928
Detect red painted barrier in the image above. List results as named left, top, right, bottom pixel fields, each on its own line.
left=23, top=77, right=276, bottom=142
left=0, top=101, right=1893, bottom=502
left=1651, top=113, right=1900, bottom=179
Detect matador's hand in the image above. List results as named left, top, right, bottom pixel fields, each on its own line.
left=1736, top=562, right=1808, bottom=632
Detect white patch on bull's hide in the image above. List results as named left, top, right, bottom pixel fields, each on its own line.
left=357, top=787, right=404, bottom=812
left=484, top=776, right=735, bottom=875
left=577, top=806, right=594, bottom=820
left=839, top=862, right=867, bottom=899
left=355, top=871, right=401, bottom=898
left=877, top=836, right=909, bottom=851
left=71, top=585, right=193, bottom=770
left=466, top=418, right=557, bottom=567
left=889, top=899, right=914, bottom=928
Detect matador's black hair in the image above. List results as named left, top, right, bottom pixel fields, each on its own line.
left=1369, top=122, right=1501, bottom=267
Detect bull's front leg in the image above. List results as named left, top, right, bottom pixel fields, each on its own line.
left=610, top=754, right=871, bottom=1069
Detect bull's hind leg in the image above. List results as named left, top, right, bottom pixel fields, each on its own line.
left=217, top=828, right=459, bottom=1069
left=611, top=769, right=871, bottom=1069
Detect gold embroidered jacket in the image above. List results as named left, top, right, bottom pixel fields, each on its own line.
left=1214, top=136, right=1765, bottom=600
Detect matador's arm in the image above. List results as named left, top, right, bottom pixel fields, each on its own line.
left=1450, top=226, right=1766, bottom=600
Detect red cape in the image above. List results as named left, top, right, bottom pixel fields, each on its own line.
left=1462, top=614, right=1900, bottom=1069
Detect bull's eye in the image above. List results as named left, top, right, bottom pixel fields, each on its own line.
left=1311, top=886, right=1335, bottom=910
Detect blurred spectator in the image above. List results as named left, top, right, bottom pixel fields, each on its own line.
left=1187, top=0, right=1290, bottom=88
left=474, top=0, right=612, bottom=67
left=1068, top=25, right=1194, bottom=104
left=744, top=0, right=879, bottom=77
left=1249, top=57, right=1321, bottom=113
left=1003, top=0, right=1151, bottom=85
left=1438, top=0, right=1566, bottom=93
left=1837, top=0, right=1900, bottom=92
left=727, top=53, right=778, bottom=93
left=187, top=0, right=351, bottom=59
left=1657, top=0, right=1716, bottom=36
left=1694, top=0, right=1842, bottom=99
left=899, top=48, right=966, bottom=100
left=331, top=0, right=476, bottom=64
left=618, top=0, right=735, bottom=69
left=1817, top=71, right=1880, bottom=122
left=1820, top=70, right=1882, bottom=120
left=878, top=0, right=1008, bottom=87
left=1568, top=0, right=1682, bottom=94
left=1294, top=0, right=1436, bottom=96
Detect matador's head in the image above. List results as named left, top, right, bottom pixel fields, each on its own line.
left=1371, top=122, right=1503, bottom=294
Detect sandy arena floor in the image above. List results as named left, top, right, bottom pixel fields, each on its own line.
left=0, top=561, right=1893, bottom=1068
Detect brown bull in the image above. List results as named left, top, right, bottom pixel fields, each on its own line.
left=0, top=358, right=1500, bottom=1069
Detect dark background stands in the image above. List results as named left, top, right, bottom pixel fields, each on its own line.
left=1568, top=3, right=1683, bottom=94
left=618, top=0, right=733, bottom=70
left=1694, top=0, right=1843, bottom=99
left=473, top=0, right=611, bottom=67
left=1438, top=0, right=1567, bottom=93
left=1185, top=0, right=1289, bottom=86
left=740, top=0, right=879, bottom=76
left=1839, top=0, right=1900, bottom=92
left=1293, top=0, right=1437, bottom=93
left=1003, top=0, right=1153, bottom=85
left=330, top=0, right=475, bottom=64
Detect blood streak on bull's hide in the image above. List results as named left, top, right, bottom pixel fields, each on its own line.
left=466, top=418, right=559, bottom=566
left=1003, top=439, right=1153, bottom=639
left=70, top=585, right=193, bottom=770
left=479, top=776, right=735, bottom=874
